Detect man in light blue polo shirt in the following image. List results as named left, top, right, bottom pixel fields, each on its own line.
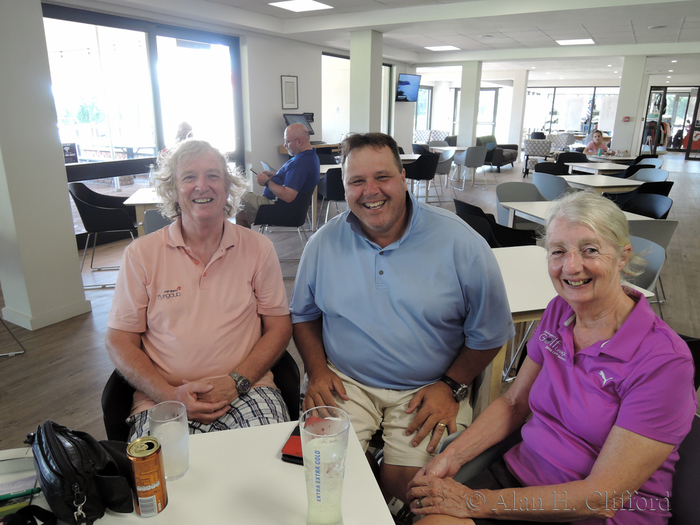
left=290, top=133, right=514, bottom=503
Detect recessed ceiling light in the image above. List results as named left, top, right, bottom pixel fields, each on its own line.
left=268, top=0, right=332, bottom=12
left=607, top=64, right=612, bottom=67
left=648, top=25, right=667, bottom=30
left=531, top=66, right=536, bottom=69
left=666, top=81, right=670, bottom=83
left=424, top=45, right=460, bottom=52
left=614, top=71, right=619, bottom=73
left=667, top=75, right=672, bottom=78
left=556, top=38, right=595, bottom=46
left=669, top=69, right=674, bottom=72
left=671, top=59, right=678, bottom=63
left=480, top=34, right=494, bottom=39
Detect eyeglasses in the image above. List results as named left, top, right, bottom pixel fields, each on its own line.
left=284, top=137, right=299, bottom=146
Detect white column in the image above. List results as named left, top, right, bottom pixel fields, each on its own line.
left=612, top=56, right=647, bottom=154
left=456, top=61, right=482, bottom=146
left=509, top=69, right=529, bottom=145
left=349, top=30, right=383, bottom=133
left=0, top=0, right=91, bottom=329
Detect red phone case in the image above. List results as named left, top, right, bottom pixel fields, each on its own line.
left=281, top=425, right=303, bottom=465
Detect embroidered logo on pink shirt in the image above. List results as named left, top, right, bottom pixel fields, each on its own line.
left=158, top=286, right=182, bottom=300
left=540, top=330, right=566, bottom=361
left=599, top=371, right=614, bottom=387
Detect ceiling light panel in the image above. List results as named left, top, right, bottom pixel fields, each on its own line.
left=268, top=0, right=332, bottom=13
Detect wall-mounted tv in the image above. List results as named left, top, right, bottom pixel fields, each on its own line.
left=395, top=73, right=421, bottom=102
left=283, top=113, right=315, bottom=135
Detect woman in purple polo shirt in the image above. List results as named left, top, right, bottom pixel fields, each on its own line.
left=407, top=192, right=696, bottom=525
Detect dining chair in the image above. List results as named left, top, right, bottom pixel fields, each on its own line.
left=495, top=182, right=546, bottom=227
left=633, top=153, right=659, bottom=165
left=636, top=181, right=674, bottom=197
left=412, top=143, right=431, bottom=155
left=622, top=194, right=673, bottom=220
left=316, top=153, right=338, bottom=165
left=404, top=153, right=441, bottom=204
left=628, top=168, right=669, bottom=182
left=453, top=199, right=496, bottom=223
left=556, top=151, right=590, bottom=173
left=637, top=157, right=663, bottom=169
left=530, top=131, right=546, bottom=139
left=68, top=182, right=137, bottom=272
left=254, top=190, right=314, bottom=254
left=457, top=214, right=501, bottom=249
left=533, top=161, right=569, bottom=176
left=452, top=146, right=488, bottom=191
left=317, top=167, right=345, bottom=228
left=669, top=414, right=700, bottom=525
left=432, top=147, right=455, bottom=193
left=532, top=172, right=572, bottom=201
left=142, top=209, right=173, bottom=235
left=629, top=235, right=666, bottom=318
left=628, top=219, right=678, bottom=308
left=618, top=163, right=656, bottom=179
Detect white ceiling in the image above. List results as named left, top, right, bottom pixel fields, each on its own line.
left=54, top=0, right=700, bottom=82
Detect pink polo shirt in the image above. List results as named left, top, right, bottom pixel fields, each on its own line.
left=505, top=291, right=696, bottom=525
left=108, top=219, right=289, bottom=415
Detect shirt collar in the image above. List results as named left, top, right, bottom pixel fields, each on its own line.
left=166, top=217, right=237, bottom=251
left=346, top=191, right=418, bottom=250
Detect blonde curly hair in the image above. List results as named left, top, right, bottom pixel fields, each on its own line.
left=154, top=139, right=247, bottom=220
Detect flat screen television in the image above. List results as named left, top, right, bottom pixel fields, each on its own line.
left=283, top=113, right=315, bottom=135
left=395, top=73, right=421, bottom=102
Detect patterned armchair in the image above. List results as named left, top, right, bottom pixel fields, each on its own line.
left=522, top=139, right=552, bottom=177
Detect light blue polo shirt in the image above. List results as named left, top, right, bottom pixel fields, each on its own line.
left=290, top=192, right=515, bottom=390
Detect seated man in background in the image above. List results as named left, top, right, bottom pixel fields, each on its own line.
left=237, top=123, right=320, bottom=228
left=290, top=133, right=515, bottom=504
left=106, top=139, right=293, bottom=440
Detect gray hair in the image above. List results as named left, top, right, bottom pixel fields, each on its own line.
left=154, top=139, right=247, bottom=220
left=545, top=191, right=645, bottom=278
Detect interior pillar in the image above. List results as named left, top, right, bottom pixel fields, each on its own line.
left=349, top=30, right=383, bottom=133
left=456, top=61, right=482, bottom=146
left=509, top=69, right=529, bottom=145
left=613, top=56, right=648, bottom=154
left=0, top=0, right=91, bottom=330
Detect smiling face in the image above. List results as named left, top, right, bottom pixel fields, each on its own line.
left=343, top=145, right=408, bottom=247
left=547, top=217, right=630, bottom=312
left=175, top=149, right=227, bottom=227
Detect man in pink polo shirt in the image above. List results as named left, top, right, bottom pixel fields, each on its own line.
left=106, top=139, right=292, bottom=440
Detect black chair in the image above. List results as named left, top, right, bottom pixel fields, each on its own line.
left=637, top=181, right=674, bottom=197
left=669, top=414, right=700, bottom=525
left=142, top=209, right=173, bottom=235
left=397, top=146, right=405, bottom=154
left=556, top=151, right=589, bottom=174
left=619, top=163, right=656, bottom=179
left=533, top=162, right=569, bottom=176
left=530, top=131, right=546, bottom=139
left=254, top=191, right=314, bottom=249
left=453, top=199, right=496, bottom=223
left=317, top=167, right=345, bottom=227
left=633, top=153, right=659, bottom=165
left=68, top=182, right=137, bottom=272
left=488, top=220, right=538, bottom=248
left=404, top=153, right=440, bottom=204
left=621, top=194, right=673, bottom=219
left=457, top=214, right=501, bottom=248
left=101, top=350, right=301, bottom=441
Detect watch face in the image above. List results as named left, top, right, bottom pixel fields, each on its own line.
left=454, top=386, right=469, bottom=402
left=238, top=378, right=252, bottom=394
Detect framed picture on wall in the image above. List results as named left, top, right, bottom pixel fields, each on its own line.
left=281, top=75, right=298, bottom=110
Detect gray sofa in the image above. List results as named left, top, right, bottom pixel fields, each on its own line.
left=476, top=135, right=519, bottom=172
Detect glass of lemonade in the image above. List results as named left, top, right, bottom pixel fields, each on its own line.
left=148, top=401, right=189, bottom=480
left=299, top=406, right=350, bottom=525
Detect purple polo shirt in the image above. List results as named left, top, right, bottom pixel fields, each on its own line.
left=505, top=290, right=696, bottom=525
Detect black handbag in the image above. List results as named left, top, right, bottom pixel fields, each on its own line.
left=26, top=421, right=133, bottom=525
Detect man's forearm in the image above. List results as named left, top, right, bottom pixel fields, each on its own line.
left=444, top=345, right=501, bottom=386
left=266, top=179, right=297, bottom=203
left=233, top=315, right=292, bottom=384
left=292, top=319, right=329, bottom=377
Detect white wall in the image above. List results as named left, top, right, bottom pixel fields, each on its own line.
left=240, top=34, right=323, bottom=189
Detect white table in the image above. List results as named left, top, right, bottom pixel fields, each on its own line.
left=124, top=188, right=160, bottom=237
left=499, top=201, right=653, bottom=228
left=399, top=153, right=420, bottom=163
left=480, top=246, right=555, bottom=410
left=586, top=155, right=636, bottom=163
left=1, top=422, right=392, bottom=525
left=561, top=174, right=644, bottom=195
left=429, top=146, right=466, bottom=154
left=565, top=162, right=627, bottom=176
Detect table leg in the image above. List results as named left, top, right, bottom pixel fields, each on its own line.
left=311, top=187, right=318, bottom=231
left=135, top=204, right=146, bottom=237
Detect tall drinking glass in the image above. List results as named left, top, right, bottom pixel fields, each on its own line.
left=300, top=406, right=350, bottom=525
left=148, top=401, right=189, bottom=480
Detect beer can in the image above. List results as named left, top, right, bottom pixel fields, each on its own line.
left=127, top=437, right=168, bottom=517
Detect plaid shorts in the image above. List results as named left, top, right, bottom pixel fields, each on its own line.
left=126, top=386, right=289, bottom=442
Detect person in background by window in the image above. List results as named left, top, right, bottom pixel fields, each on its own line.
left=176, top=121, right=193, bottom=142
left=584, top=129, right=615, bottom=156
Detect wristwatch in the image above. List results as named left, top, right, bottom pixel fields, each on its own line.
left=229, top=371, right=252, bottom=395
left=440, top=375, right=470, bottom=402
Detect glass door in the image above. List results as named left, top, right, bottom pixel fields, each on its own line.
left=477, top=88, right=498, bottom=137
left=686, top=87, right=700, bottom=161
left=641, top=87, right=667, bottom=155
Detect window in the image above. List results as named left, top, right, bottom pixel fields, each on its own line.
left=477, top=88, right=499, bottom=137
left=414, top=86, right=432, bottom=130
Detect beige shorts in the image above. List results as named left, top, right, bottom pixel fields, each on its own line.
left=242, top=192, right=275, bottom=225
left=328, top=362, right=473, bottom=468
